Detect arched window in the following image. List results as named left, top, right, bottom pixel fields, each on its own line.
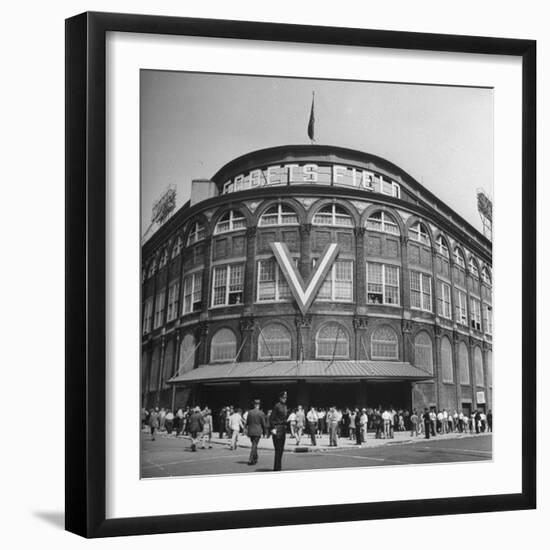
left=474, top=346, right=484, bottom=386
left=469, top=257, right=480, bottom=278
left=458, top=341, right=470, bottom=384
left=158, top=249, right=168, bottom=269
left=366, top=211, right=400, bottom=235
left=187, top=221, right=206, bottom=245
left=259, top=204, right=298, bottom=226
left=312, top=204, right=353, bottom=227
left=210, top=328, right=237, bottom=362
left=171, top=236, right=183, bottom=259
left=408, top=222, right=430, bottom=246
left=258, top=323, right=292, bottom=360
left=178, top=333, right=196, bottom=374
left=316, top=323, right=350, bottom=359
left=414, top=331, right=433, bottom=373
left=371, top=326, right=399, bottom=360
left=454, top=247, right=466, bottom=268
left=481, top=266, right=492, bottom=285
left=436, top=235, right=450, bottom=258
left=441, top=336, right=454, bottom=383
left=214, top=210, right=246, bottom=234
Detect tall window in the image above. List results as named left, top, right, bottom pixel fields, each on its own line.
left=366, top=263, right=400, bottom=305
left=258, top=323, right=292, bottom=360
left=257, top=259, right=291, bottom=302
left=214, top=210, right=246, bottom=234
left=414, top=331, right=433, bottom=374
left=481, top=266, right=492, bottom=285
left=210, top=328, right=237, bottom=362
left=153, top=289, right=165, bottom=329
left=312, top=204, right=353, bottom=227
left=316, top=323, right=350, bottom=359
left=178, top=333, right=196, bottom=374
left=187, top=221, right=206, bottom=245
left=211, top=264, right=244, bottom=306
left=474, top=346, right=484, bottom=386
left=158, top=249, right=168, bottom=269
left=259, top=204, right=298, bottom=226
left=166, top=280, right=180, bottom=321
left=408, top=222, right=430, bottom=246
left=454, top=247, right=466, bottom=268
left=183, top=272, right=202, bottom=313
left=437, top=281, right=452, bottom=319
left=365, top=211, right=400, bottom=235
left=469, top=257, right=479, bottom=278
left=147, top=260, right=156, bottom=278
left=470, top=297, right=482, bottom=331
left=483, top=304, right=493, bottom=335
left=436, top=235, right=450, bottom=258
left=458, top=341, right=470, bottom=385
left=455, top=289, right=468, bottom=325
left=171, top=236, right=183, bottom=258
left=371, top=326, right=399, bottom=359
left=441, top=336, right=454, bottom=383
left=316, top=260, right=353, bottom=302
left=410, top=271, right=432, bottom=311
left=142, top=297, right=153, bottom=335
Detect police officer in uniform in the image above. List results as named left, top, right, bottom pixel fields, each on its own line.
left=269, top=391, right=288, bottom=471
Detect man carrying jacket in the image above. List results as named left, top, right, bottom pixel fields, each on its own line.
left=246, top=399, right=267, bottom=465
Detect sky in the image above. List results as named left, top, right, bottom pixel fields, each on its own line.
left=141, top=70, right=493, bottom=237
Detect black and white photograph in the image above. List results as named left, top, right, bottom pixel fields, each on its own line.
left=139, top=71, right=494, bottom=478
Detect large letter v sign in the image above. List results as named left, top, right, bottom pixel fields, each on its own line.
left=270, top=242, right=340, bottom=315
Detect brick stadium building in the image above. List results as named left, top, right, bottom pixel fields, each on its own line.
left=141, top=145, right=493, bottom=416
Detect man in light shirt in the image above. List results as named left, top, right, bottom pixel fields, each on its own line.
left=228, top=408, right=244, bottom=450
left=295, top=405, right=306, bottom=445
left=382, top=408, right=392, bottom=439
left=327, top=406, right=340, bottom=447
left=306, top=406, right=318, bottom=446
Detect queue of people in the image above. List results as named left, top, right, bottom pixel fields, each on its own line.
left=141, top=403, right=493, bottom=453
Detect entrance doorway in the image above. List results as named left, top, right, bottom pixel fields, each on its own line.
left=367, top=382, right=412, bottom=412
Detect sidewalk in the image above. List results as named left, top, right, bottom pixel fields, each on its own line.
left=154, top=429, right=490, bottom=453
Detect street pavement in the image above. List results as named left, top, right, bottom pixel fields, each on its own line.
left=141, top=430, right=492, bottom=478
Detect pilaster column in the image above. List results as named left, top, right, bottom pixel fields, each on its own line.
left=434, top=324, right=442, bottom=409
left=156, top=334, right=166, bottom=406
left=354, top=227, right=367, bottom=308
left=244, top=226, right=257, bottom=305
left=353, top=316, right=368, bottom=360
left=201, top=236, right=213, bottom=312
left=300, top=224, right=312, bottom=280
left=400, top=236, right=411, bottom=309
left=196, top=321, right=209, bottom=365
left=295, top=314, right=313, bottom=361
left=401, top=319, right=413, bottom=363
left=452, top=331, right=461, bottom=409
left=239, top=316, right=256, bottom=362
left=468, top=335, right=477, bottom=409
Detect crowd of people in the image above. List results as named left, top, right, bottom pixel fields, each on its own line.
left=141, top=403, right=493, bottom=448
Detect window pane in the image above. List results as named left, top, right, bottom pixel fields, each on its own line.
left=211, top=328, right=237, bottom=361
left=372, top=326, right=398, bottom=359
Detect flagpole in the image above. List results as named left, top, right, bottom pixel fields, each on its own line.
left=307, top=91, right=315, bottom=144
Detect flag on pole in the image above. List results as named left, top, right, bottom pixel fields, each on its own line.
left=307, top=91, right=315, bottom=142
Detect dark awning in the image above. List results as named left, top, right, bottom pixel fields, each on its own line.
left=168, top=360, right=433, bottom=384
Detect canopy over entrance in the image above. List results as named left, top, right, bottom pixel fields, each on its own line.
left=168, top=360, right=433, bottom=385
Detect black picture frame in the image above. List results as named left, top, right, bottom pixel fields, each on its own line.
left=65, top=11, right=536, bottom=538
